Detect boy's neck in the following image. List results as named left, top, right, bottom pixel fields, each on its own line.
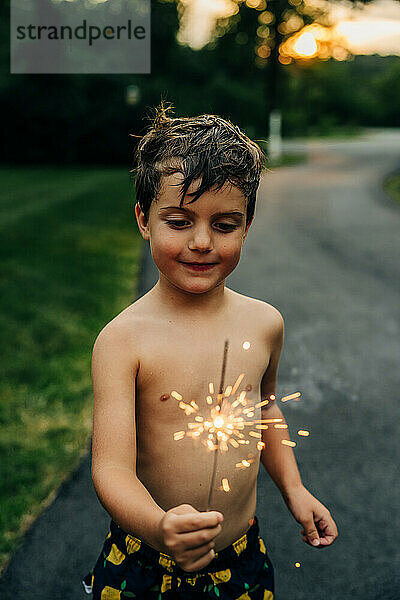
left=150, top=276, right=231, bottom=321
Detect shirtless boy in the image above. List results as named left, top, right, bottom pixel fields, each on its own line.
left=82, top=106, right=338, bottom=600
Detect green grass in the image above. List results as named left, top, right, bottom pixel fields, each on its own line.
left=384, top=172, right=400, bottom=206
left=302, top=125, right=363, bottom=139
left=0, top=166, right=142, bottom=574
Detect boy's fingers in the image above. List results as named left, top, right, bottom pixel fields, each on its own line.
left=301, top=516, right=338, bottom=547
left=302, top=519, right=320, bottom=546
left=176, top=512, right=223, bottom=533
left=178, top=525, right=221, bottom=549
left=318, top=517, right=338, bottom=545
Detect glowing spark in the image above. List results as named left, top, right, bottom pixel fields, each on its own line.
left=243, top=341, right=251, bottom=350
left=171, top=390, right=182, bottom=401
left=270, top=395, right=275, bottom=400
left=214, top=416, right=224, bottom=428
left=231, top=373, right=245, bottom=395
left=281, top=440, right=297, bottom=447
left=257, top=441, right=266, bottom=450
left=281, top=392, right=301, bottom=402
left=295, top=562, right=301, bottom=568
left=232, top=390, right=247, bottom=408
left=179, top=401, right=196, bottom=415
left=221, top=478, right=230, bottom=492
left=236, top=457, right=255, bottom=468
left=274, top=423, right=288, bottom=429
left=209, top=382, right=214, bottom=394
left=255, top=399, right=269, bottom=409
left=298, top=430, right=310, bottom=436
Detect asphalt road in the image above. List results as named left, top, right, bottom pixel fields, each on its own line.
left=1, top=130, right=399, bottom=599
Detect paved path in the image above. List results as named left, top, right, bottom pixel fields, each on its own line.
left=1, top=130, right=399, bottom=599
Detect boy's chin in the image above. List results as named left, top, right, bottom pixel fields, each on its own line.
left=164, top=275, right=224, bottom=295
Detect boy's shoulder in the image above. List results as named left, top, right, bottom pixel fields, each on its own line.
left=229, top=289, right=284, bottom=329
left=91, top=299, right=147, bottom=351
left=95, top=293, right=156, bottom=336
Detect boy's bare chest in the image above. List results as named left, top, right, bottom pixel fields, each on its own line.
left=135, top=318, right=270, bottom=423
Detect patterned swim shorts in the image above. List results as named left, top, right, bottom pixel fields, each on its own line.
left=81, top=514, right=274, bottom=599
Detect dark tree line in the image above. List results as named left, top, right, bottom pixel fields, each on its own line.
left=0, top=0, right=399, bottom=165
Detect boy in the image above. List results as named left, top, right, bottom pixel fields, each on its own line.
left=82, top=105, right=338, bottom=599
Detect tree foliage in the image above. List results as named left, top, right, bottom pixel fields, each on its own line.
left=0, top=0, right=399, bottom=165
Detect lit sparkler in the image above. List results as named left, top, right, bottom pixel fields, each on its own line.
left=171, top=340, right=307, bottom=510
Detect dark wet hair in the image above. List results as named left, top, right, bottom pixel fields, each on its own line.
left=131, top=102, right=266, bottom=227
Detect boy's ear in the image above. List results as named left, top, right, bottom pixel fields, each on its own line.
left=135, top=202, right=150, bottom=240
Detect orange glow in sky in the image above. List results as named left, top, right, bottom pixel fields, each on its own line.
left=177, top=0, right=400, bottom=57
left=293, top=31, right=319, bottom=57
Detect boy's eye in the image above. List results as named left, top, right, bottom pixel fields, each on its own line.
left=215, top=223, right=237, bottom=232
left=165, top=220, right=237, bottom=232
left=166, top=220, right=189, bottom=227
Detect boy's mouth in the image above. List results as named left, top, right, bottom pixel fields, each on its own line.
left=179, top=261, right=218, bottom=271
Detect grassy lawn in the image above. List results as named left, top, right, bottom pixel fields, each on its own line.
left=384, top=171, right=400, bottom=206
left=0, top=166, right=142, bottom=574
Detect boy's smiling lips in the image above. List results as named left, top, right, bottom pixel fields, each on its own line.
left=179, top=261, right=218, bottom=265
left=178, top=260, right=219, bottom=271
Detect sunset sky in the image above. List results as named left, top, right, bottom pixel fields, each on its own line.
left=176, top=0, right=400, bottom=56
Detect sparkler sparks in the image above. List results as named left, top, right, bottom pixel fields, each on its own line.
left=171, top=340, right=308, bottom=509
left=171, top=380, right=279, bottom=454
left=281, top=391, right=301, bottom=402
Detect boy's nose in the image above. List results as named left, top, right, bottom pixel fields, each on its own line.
left=188, top=227, right=214, bottom=251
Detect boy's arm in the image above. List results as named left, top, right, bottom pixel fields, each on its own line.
left=90, top=323, right=166, bottom=552
left=259, top=308, right=338, bottom=547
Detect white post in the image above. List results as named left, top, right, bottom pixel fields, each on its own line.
left=268, top=109, right=282, bottom=161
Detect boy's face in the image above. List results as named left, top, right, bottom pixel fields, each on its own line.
left=135, top=173, right=252, bottom=296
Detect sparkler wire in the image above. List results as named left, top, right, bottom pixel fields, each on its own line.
left=206, top=339, right=229, bottom=511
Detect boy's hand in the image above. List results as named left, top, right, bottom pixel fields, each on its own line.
left=282, top=485, right=338, bottom=548
left=158, top=503, right=224, bottom=573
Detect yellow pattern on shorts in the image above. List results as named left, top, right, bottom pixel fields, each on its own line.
left=263, top=590, right=273, bottom=600
left=186, top=574, right=199, bottom=586
left=233, top=533, right=247, bottom=557
left=210, top=569, right=232, bottom=584
left=236, top=592, right=251, bottom=600
left=259, top=537, right=266, bottom=554
left=159, top=554, right=174, bottom=573
left=125, top=535, right=141, bottom=554
left=161, top=574, right=172, bottom=593
left=106, top=544, right=126, bottom=565
left=100, top=585, right=121, bottom=599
